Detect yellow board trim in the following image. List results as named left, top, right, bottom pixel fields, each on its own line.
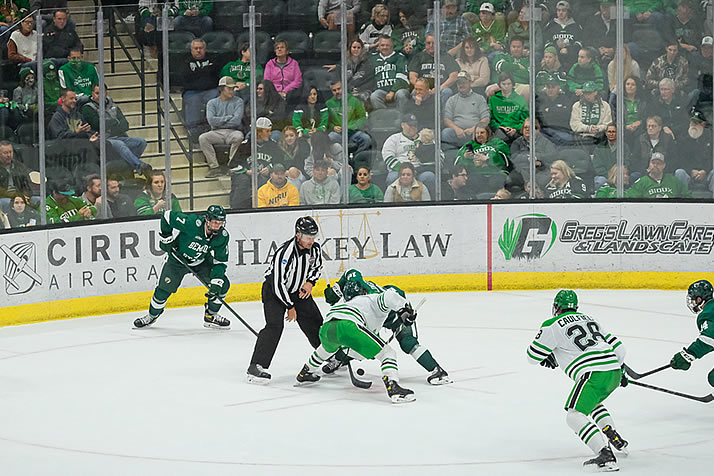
left=2, top=271, right=712, bottom=327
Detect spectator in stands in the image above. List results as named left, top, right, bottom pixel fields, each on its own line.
left=534, top=46, right=567, bottom=93
left=359, top=3, right=392, bottom=50
left=607, top=45, right=641, bottom=93
left=567, top=47, right=604, bottom=97
left=349, top=165, right=384, bottom=203
left=135, top=170, right=181, bottom=215
left=0, top=141, right=33, bottom=210
left=249, top=81, right=288, bottom=138
left=46, top=179, right=97, bottom=223
left=82, top=84, right=151, bottom=176
left=48, top=89, right=98, bottom=141
left=6, top=194, right=38, bottom=227
left=456, top=36, right=490, bottom=92
left=174, top=0, right=213, bottom=37
left=13, top=67, right=37, bottom=118
left=454, top=124, right=512, bottom=196
left=509, top=118, right=557, bottom=190
left=583, top=0, right=617, bottom=64
left=278, top=126, right=309, bottom=188
left=370, top=35, right=410, bottom=111
left=293, top=86, right=328, bottom=138
left=668, top=0, right=702, bottom=59
left=42, top=60, right=61, bottom=113
left=489, top=38, right=530, bottom=97
left=471, top=2, right=505, bottom=55
left=382, top=113, right=436, bottom=194
left=626, top=152, right=691, bottom=198
left=221, top=43, right=264, bottom=101
left=343, top=38, right=376, bottom=103
left=391, top=6, right=425, bottom=59
left=408, top=33, right=459, bottom=106
left=595, top=165, right=630, bottom=198
left=0, top=1, right=23, bottom=36
left=442, top=71, right=489, bottom=148
left=58, top=47, right=98, bottom=103
left=300, top=160, right=340, bottom=205
left=384, top=161, right=431, bottom=202
left=592, top=123, right=632, bottom=188
left=43, top=9, right=82, bottom=62
left=263, top=39, right=303, bottom=106
left=0, top=89, right=22, bottom=131
left=645, top=42, right=689, bottom=95
left=257, top=163, right=299, bottom=208
left=690, top=36, right=713, bottom=81
left=105, top=177, right=135, bottom=218
left=198, top=76, right=245, bottom=178
left=31, top=0, right=73, bottom=29
left=649, top=78, right=689, bottom=140
left=535, top=73, right=573, bottom=145
left=489, top=72, right=529, bottom=144
left=326, top=79, right=371, bottom=155
left=609, top=75, right=647, bottom=145
left=182, top=38, right=219, bottom=136
left=506, top=4, right=541, bottom=53
left=569, top=81, right=612, bottom=143
left=676, top=110, right=713, bottom=191
left=426, top=0, right=471, bottom=56
left=8, top=16, right=37, bottom=68
left=304, top=131, right=343, bottom=180
left=319, top=0, right=359, bottom=35
left=404, top=77, right=436, bottom=130
left=0, top=208, right=8, bottom=229
left=80, top=174, right=102, bottom=209
left=545, top=159, right=587, bottom=199
left=543, top=0, right=583, bottom=68
left=633, top=115, right=675, bottom=177
left=137, top=1, right=178, bottom=58
left=442, top=163, right=471, bottom=200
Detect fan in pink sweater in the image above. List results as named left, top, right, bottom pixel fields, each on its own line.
left=263, top=40, right=303, bottom=100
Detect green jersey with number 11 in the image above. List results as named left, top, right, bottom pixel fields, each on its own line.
left=527, top=312, right=625, bottom=381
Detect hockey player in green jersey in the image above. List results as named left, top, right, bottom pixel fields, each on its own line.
left=324, top=269, right=452, bottom=385
left=527, top=290, right=629, bottom=472
left=296, top=286, right=417, bottom=403
left=670, top=280, right=714, bottom=388
left=134, top=205, right=231, bottom=330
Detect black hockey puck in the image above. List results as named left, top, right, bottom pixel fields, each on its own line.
left=356, top=368, right=365, bottom=376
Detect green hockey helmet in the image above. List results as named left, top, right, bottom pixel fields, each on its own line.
left=342, top=279, right=368, bottom=301
left=687, top=280, right=713, bottom=314
left=206, top=205, right=226, bottom=222
left=553, top=289, right=578, bottom=316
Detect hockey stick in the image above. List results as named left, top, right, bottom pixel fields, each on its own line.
left=170, top=251, right=259, bottom=337
left=347, top=360, right=372, bottom=389
left=628, top=380, right=714, bottom=403
left=624, top=364, right=671, bottom=380
left=386, top=297, right=427, bottom=344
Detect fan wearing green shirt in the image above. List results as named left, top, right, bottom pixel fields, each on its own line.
left=46, top=179, right=97, bottom=224
left=58, top=47, right=98, bottom=104
left=626, top=152, right=692, bottom=198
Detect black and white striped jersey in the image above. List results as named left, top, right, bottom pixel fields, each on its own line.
left=265, top=238, right=323, bottom=308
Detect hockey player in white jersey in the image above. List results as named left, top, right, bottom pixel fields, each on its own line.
left=527, top=290, right=629, bottom=472
left=295, top=286, right=417, bottom=403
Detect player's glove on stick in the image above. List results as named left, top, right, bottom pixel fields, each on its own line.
left=620, top=368, right=629, bottom=387
left=205, top=278, right=224, bottom=300
left=540, top=353, right=558, bottom=369
left=158, top=233, right=175, bottom=253
left=670, top=348, right=695, bottom=371
left=398, top=305, right=416, bottom=326
left=324, top=284, right=342, bottom=306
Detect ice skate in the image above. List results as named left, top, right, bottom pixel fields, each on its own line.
left=382, top=376, right=416, bottom=404
left=427, top=366, right=453, bottom=385
left=133, top=314, right=159, bottom=329
left=295, top=364, right=321, bottom=386
left=321, top=357, right=344, bottom=375
left=247, top=364, right=271, bottom=384
left=204, top=311, right=230, bottom=329
left=602, top=425, right=629, bottom=455
left=583, top=446, right=619, bottom=472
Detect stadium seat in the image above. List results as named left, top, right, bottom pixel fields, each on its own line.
left=167, top=30, right=195, bottom=87
left=237, top=30, right=274, bottom=66
left=256, top=0, right=286, bottom=35
left=202, top=31, right=236, bottom=65
left=301, top=66, right=334, bottom=101
left=559, top=148, right=595, bottom=196
left=312, top=30, right=342, bottom=62
left=275, top=30, right=311, bottom=61
left=212, top=0, right=249, bottom=32
left=353, top=149, right=386, bottom=190
left=0, top=125, right=18, bottom=143
left=16, top=123, right=38, bottom=146
left=368, top=109, right=402, bottom=151
left=285, top=0, right=320, bottom=32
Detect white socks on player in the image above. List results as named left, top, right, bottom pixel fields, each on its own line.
left=566, top=409, right=608, bottom=455
left=307, top=345, right=334, bottom=371
left=375, top=345, right=399, bottom=381
left=590, top=404, right=616, bottom=432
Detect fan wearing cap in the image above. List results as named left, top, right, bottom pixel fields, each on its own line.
left=198, top=76, right=245, bottom=178
left=257, top=162, right=299, bottom=208
left=691, top=36, right=713, bottom=79
left=626, top=152, right=691, bottom=198
left=543, top=0, right=583, bottom=68
left=46, top=179, right=97, bottom=224
left=381, top=113, right=436, bottom=195
left=442, top=71, right=490, bottom=147
left=678, top=111, right=714, bottom=191
left=569, top=81, right=612, bottom=141
left=13, top=67, right=37, bottom=116
left=471, top=3, right=505, bottom=55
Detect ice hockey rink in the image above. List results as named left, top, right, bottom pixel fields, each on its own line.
left=0, top=289, right=712, bottom=476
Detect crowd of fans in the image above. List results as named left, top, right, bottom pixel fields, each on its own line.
left=1, top=0, right=713, bottom=228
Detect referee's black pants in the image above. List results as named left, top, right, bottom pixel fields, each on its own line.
left=250, top=281, right=323, bottom=368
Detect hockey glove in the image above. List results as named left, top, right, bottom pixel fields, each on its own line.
left=670, top=348, right=695, bottom=371
left=398, top=305, right=417, bottom=326
left=205, top=278, right=224, bottom=301
left=158, top=233, right=175, bottom=253
left=620, top=369, right=629, bottom=387
left=324, top=284, right=342, bottom=306
left=540, top=354, right=558, bottom=369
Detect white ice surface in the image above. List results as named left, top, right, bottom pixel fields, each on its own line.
left=0, top=290, right=713, bottom=476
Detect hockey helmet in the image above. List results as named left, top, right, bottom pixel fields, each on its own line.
left=342, top=279, right=368, bottom=301
left=206, top=204, right=226, bottom=222
left=553, top=289, right=578, bottom=316
left=295, top=216, right=319, bottom=237
left=687, top=280, right=713, bottom=314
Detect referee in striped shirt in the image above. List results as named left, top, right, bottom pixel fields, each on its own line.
left=247, top=216, right=324, bottom=383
